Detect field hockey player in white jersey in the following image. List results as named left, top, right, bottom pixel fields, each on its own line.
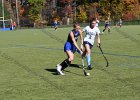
left=82, top=18, right=101, bottom=70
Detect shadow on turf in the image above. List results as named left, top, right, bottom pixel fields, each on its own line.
left=45, top=64, right=83, bottom=76
left=69, top=64, right=81, bottom=68
left=45, top=69, right=58, bottom=75
left=45, top=68, right=83, bottom=76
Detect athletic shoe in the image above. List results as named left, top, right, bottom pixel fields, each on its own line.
left=56, top=64, right=65, bottom=75
left=87, top=65, right=92, bottom=70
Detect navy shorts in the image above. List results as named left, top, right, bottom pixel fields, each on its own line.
left=105, top=24, right=109, bottom=28
left=64, top=42, right=76, bottom=53
left=83, top=41, right=93, bottom=49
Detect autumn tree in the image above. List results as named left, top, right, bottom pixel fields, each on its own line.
left=123, top=0, right=140, bottom=20
left=58, top=0, right=74, bottom=24
left=18, top=0, right=140, bottom=25
left=27, top=0, right=45, bottom=25
left=77, top=5, right=88, bottom=22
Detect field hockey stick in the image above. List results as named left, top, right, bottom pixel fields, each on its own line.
left=80, top=45, right=90, bottom=76
left=80, top=44, right=88, bottom=76
left=76, top=49, right=87, bottom=76
left=81, top=57, right=87, bottom=76
left=98, top=46, right=109, bottom=67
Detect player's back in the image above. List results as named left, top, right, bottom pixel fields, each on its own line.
left=67, top=29, right=80, bottom=43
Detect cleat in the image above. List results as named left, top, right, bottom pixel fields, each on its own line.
left=87, top=65, right=92, bottom=70
left=56, top=64, right=65, bottom=75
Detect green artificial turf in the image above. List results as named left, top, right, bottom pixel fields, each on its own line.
left=0, top=25, right=140, bottom=100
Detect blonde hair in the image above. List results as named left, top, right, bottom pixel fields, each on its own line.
left=73, top=22, right=80, bottom=28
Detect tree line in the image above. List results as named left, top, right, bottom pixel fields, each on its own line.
left=7, top=0, right=140, bottom=26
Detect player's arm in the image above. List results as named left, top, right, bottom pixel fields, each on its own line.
left=97, top=20, right=99, bottom=23
left=70, top=32, right=82, bottom=54
left=79, top=30, right=83, bottom=51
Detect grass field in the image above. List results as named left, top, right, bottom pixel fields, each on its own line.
left=0, top=25, right=140, bottom=100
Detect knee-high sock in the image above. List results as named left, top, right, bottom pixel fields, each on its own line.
left=86, top=54, right=91, bottom=66
left=103, top=29, right=105, bottom=32
left=60, top=59, right=70, bottom=70
left=108, top=29, right=110, bottom=32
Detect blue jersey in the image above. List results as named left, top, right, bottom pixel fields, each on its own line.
left=67, top=29, right=80, bottom=43
left=64, top=30, right=80, bottom=53
left=105, top=21, right=109, bottom=25
left=105, top=21, right=110, bottom=28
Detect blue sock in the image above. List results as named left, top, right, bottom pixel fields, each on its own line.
left=86, top=54, right=91, bottom=66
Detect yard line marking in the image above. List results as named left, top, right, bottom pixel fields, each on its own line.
left=0, top=44, right=140, bottom=59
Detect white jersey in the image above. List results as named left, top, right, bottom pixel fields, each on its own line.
left=83, top=26, right=100, bottom=45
